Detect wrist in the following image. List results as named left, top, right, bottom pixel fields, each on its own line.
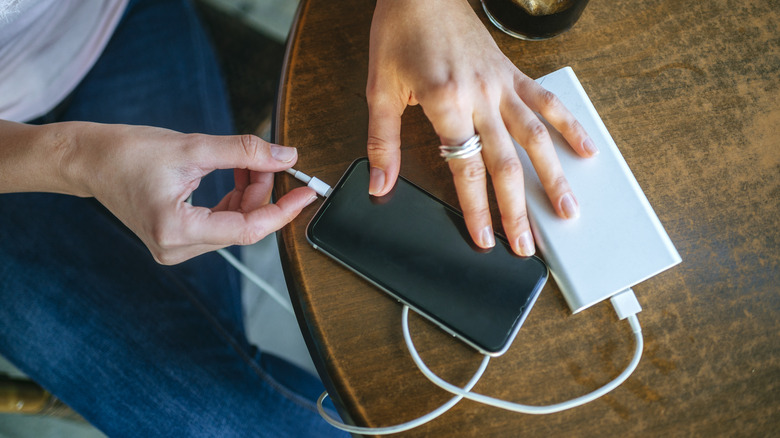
left=39, top=121, right=95, bottom=197
left=0, top=120, right=94, bottom=197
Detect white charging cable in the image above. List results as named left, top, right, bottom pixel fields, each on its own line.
left=217, top=248, right=294, bottom=316
left=184, top=195, right=294, bottom=315
left=316, top=289, right=643, bottom=433
left=317, top=355, right=489, bottom=435
left=403, top=288, right=643, bottom=415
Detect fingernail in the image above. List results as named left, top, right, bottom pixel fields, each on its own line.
left=560, top=192, right=580, bottom=219
left=305, top=193, right=318, bottom=206
left=270, top=145, right=297, bottom=163
left=369, top=167, right=385, bottom=195
left=479, top=226, right=495, bottom=248
left=583, top=138, right=599, bottom=156
left=516, top=230, right=535, bottom=257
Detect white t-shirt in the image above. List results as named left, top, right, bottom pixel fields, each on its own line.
left=0, top=0, right=128, bottom=122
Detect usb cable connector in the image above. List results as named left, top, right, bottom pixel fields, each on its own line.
left=285, top=168, right=332, bottom=197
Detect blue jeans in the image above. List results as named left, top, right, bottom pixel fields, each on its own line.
left=0, top=0, right=345, bottom=436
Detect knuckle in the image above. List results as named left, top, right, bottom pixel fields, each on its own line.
left=366, top=134, right=393, bottom=155
left=153, top=251, right=178, bottom=266
left=539, top=89, right=562, bottom=110
left=551, top=175, right=570, bottom=194
left=474, top=73, right=493, bottom=97
left=425, top=77, right=469, bottom=115
left=148, top=226, right=181, bottom=266
left=150, top=223, right=178, bottom=250
left=456, top=159, right=487, bottom=183
left=561, top=118, right=583, bottom=138
left=365, top=79, right=381, bottom=101
left=366, top=78, right=392, bottom=104
left=525, top=121, right=551, bottom=151
left=431, top=76, right=461, bottom=99
left=505, top=209, right=529, bottom=230
left=491, top=156, right=524, bottom=180
left=239, top=134, right=264, bottom=161
left=190, top=132, right=215, bottom=152
left=464, top=204, right=491, bottom=221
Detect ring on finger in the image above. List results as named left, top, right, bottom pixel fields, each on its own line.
left=439, top=134, right=482, bottom=161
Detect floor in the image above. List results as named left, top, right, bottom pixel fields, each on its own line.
left=0, top=1, right=304, bottom=436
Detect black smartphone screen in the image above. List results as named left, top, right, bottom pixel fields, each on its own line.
left=306, top=158, right=547, bottom=355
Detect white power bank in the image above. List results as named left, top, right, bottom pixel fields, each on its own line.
left=517, top=67, right=681, bottom=313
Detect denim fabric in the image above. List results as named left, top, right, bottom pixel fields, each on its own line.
left=0, top=0, right=345, bottom=436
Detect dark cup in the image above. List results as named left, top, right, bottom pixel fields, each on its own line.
left=481, top=0, right=590, bottom=40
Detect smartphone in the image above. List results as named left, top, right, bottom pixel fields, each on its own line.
left=306, top=158, right=548, bottom=356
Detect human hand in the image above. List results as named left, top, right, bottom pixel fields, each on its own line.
left=60, top=123, right=316, bottom=264
left=366, top=0, right=597, bottom=257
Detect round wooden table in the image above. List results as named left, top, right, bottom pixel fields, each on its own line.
left=273, top=0, right=779, bottom=435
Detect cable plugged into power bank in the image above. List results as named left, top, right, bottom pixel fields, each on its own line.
left=402, top=290, right=643, bottom=415
left=611, top=288, right=642, bottom=321
left=317, top=289, right=644, bottom=433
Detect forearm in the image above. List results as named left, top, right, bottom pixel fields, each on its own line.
left=0, top=120, right=89, bottom=196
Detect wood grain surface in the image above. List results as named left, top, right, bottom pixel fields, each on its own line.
left=273, top=0, right=779, bottom=436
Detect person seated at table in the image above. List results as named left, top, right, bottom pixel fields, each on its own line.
left=0, top=0, right=594, bottom=435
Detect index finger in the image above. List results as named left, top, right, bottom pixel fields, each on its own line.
left=190, top=134, right=300, bottom=173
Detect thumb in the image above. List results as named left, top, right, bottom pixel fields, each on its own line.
left=190, top=186, right=317, bottom=248
left=366, top=99, right=403, bottom=196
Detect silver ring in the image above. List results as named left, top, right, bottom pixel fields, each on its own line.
left=439, top=134, right=482, bottom=161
